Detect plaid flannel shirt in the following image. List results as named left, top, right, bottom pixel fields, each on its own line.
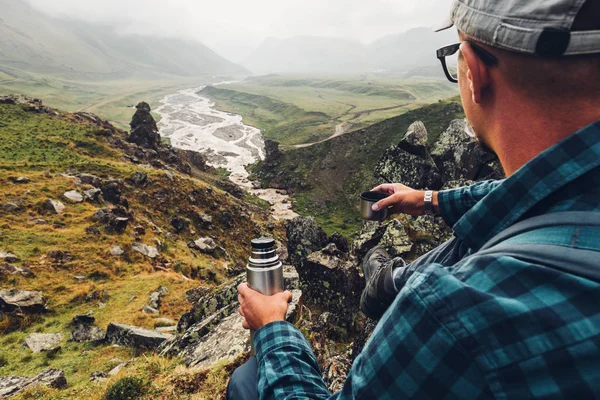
left=254, top=120, right=600, bottom=399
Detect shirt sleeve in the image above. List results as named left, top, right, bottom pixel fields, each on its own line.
left=438, top=180, right=505, bottom=227
left=255, top=266, right=492, bottom=400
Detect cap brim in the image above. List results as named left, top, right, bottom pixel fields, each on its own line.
left=435, top=18, right=454, bottom=32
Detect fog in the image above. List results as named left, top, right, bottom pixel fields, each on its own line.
left=25, top=0, right=452, bottom=61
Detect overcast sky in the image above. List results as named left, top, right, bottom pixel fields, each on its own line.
left=26, top=0, right=453, bottom=61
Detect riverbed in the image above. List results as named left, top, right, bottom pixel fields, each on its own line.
left=155, top=86, right=298, bottom=220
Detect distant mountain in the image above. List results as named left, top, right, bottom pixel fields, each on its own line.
left=367, top=27, right=458, bottom=73
left=242, top=27, right=458, bottom=75
left=0, top=0, right=248, bottom=80
left=243, top=36, right=368, bottom=75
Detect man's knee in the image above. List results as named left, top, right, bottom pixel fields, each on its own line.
left=227, top=356, right=259, bottom=400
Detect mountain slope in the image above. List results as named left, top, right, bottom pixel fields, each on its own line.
left=0, top=0, right=248, bottom=80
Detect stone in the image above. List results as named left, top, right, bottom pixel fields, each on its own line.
left=128, top=171, right=148, bottom=187
left=89, top=371, right=108, bottom=383
left=63, top=190, right=83, bottom=203
left=133, top=225, right=146, bottom=235
left=374, top=145, right=441, bottom=190
left=43, top=199, right=65, bottom=214
left=72, top=313, right=95, bottom=325
left=0, top=251, right=18, bottom=263
left=129, top=102, right=161, bottom=150
left=329, top=233, right=350, bottom=254
left=85, top=290, right=110, bottom=303
left=377, top=219, right=414, bottom=258
left=109, top=217, right=129, bottom=234
left=0, top=289, right=47, bottom=314
left=171, top=217, right=190, bottom=233
left=0, top=369, right=66, bottom=397
left=132, top=244, right=159, bottom=259
left=48, top=250, right=75, bottom=265
left=0, top=202, right=22, bottom=213
left=101, top=181, right=122, bottom=204
left=398, top=121, right=429, bottom=156
left=154, top=318, right=176, bottom=327
left=83, top=188, right=102, bottom=203
left=110, top=246, right=124, bottom=256
left=24, top=333, right=63, bottom=353
left=142, top=305, right=159, bottom=315
left=148, top=287, right=168, bottom=310
left=286, top=217, right=329, bottom=267
left=0, top=264, right=33, bottom=278
left=10, top=177, right=30, bottom=184
left=71, top=324, right=105, bottom=342
left=105, top=323, right=172, bottom=350
left=156, top=326, right=177, bottom=333
left=188, top=237, right=225, bottom=258
left=78, top=174, right=103, bottom=187
left=28, top=219, right=47, bottom=225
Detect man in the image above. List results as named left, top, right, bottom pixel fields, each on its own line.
left=230, top=0, right=600, bottom=398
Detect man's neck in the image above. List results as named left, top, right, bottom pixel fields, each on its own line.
left=487, top=99, right=600, bottom=176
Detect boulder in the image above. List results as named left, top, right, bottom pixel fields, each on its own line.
left=9, top=177, right=30, bottom=184
left=24, top=333, right=63, bottom=353
left=188, top=237, right=225, bottom=258
left=128, top=171, right=148, bottom=187
left=43, top=199, right=65, bottom=214
left=85, top=290, right=110, bottom=303
left=29, top=219, right=47, bottom=225
left=47, top=250, right=75, bottom=265
left=374, top=145, right=441, bottom=190
left=132, top=244, right=159, bottom=259
left=105, top=323, right=172, bottom=350
left=142, top=305, right=159, bottom=315
left=110, top=246, right=124, bottom=257
left=0, top=264, right=33, bottom=278
left=100, top=181, right=122, bottom=205
left=129, top=102, right=161, bottom=150
left=83, top=188, right=102, bottom=203
left=71, top=324, right=105, bottom=343
left=72, top=313, right=95, bottom=325
left=89, top=371, right=108, bottom=383
left=286, top=217, right=329, bottom=267
left=63, top=190, right=83, bottom=203
left=171, top=217, right=190, bottom=233
left=0, top=289, right=47, bottom=314
left=0, top=251, right=18, bottom=263
left=78, top=173, right=103, bottom=187
left=93, top=207, right=131, bottom=234
left=0, top=202, right=22, bottom=213
left=398, top=121, right=429, bottom=156
left=0, top=369, right=67, bottom=398
left=148, top=287, right=168, bottom=310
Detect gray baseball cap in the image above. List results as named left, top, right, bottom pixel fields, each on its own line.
left=436, top=0, right=600, bottom=56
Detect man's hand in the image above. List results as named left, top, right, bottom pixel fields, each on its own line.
left=371, top=183, right=439, bottom=216
left=238, top=283, right=293, bottom=331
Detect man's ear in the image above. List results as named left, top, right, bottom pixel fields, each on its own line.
left=460, top=42, right=491, bottom=104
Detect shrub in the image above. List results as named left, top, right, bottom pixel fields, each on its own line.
left=103, top=377, right=148, bottom=400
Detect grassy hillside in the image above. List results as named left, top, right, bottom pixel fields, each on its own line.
left=0, top=100, right=280, bottom=399
left=250, top=98, right=465, bottom=236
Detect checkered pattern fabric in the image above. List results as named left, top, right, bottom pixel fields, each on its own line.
left=254, top=120, right=600, bottom=399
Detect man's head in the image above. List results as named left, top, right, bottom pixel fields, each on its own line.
left=437, top=0, right=600, bottom=158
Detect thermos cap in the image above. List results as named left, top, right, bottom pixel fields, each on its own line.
left=251, top=237, right=275, bottom=250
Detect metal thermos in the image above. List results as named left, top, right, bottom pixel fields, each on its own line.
left=246, top=237, right=284, bottom=354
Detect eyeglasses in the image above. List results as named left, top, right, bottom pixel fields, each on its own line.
left=437, top=41, right=499, bottom=83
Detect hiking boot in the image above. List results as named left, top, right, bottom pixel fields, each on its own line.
left=360, top=247, right=405, bottom=320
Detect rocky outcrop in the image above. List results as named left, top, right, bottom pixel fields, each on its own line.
left=0, top=369, right=67, bottom=398
left=70, top=314, right=105, bottom=343
left=92, top=207, right=132, bottom=234
left=375, top=119, right=503, bottom=190
left=43, top=199, right=65, bottom=214
left=0, top=290, right=47, bottom=315
left=105, top=323, right=172, bottom=350
left=129, top=102, right=161, bottom=150
left=188, top=237, right=226, bottom=258
left=263, top=140, right=282, bottom=167
left=142, top=287, right=168, bottom=314
left=286, top=217, right=329, bottom=267
left=24, top=333, right=63, bottom=353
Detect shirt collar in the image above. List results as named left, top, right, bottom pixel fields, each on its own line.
left=454, top=120, right=600, bottom=251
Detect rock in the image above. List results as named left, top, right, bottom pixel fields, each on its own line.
left=78, top=173, right=103, bottom=187
left=133, top=225, right=146, bottom=235
left=24, top=333, right=63, bottom=353
left=10, top=177, right=30, bottom=184
left=154, top=318, right=176, bottom=327
left=184, top=287, right=210, bottom=304
left=0, top=251, right=18, bottom=263
left=431, top=119, right=503, bottom=183
left=101, top=181, right=122, bottom=205
left=300, top=248, right=363, bottom=329
left=188, top=237, right=225, bottom=258
left=93, top=207, right=131, bottom=233
left=374, top=144, right=441, bottom=190
left=48, top=250, right=75, bottom=265
left=377, top=219, right=414, bottom=258
left=128, top=171, right=148, bottom=187
left=0, top=202, right=22, bottom=213
left=171, top=217, right=190, bottom=233
left=105, top=323, right=172, bottom=350
left=0, top=264, right=33, bottom=278
left=283, top=266, right=300, bottom=289
left=43, top=199, right=65, bottom=214
left=142, top=305, right=159, bottom=315
left=0, top=369, right=67, bottom=397
left=328, top=233, right=350, bottom=254
left=63, top=190, right=83, bottom=203
left=28, top=219, right=47, bottom=225
left=85, top=290, right=110, bottom=303
left=286, top=217, right=329, bottom=267
left=148, top=287, right=168, bottom=310
left=197, top=213, right=213, bottom=227
left=109, top=217, right=129, bottom=233
left=110, top=246, right=124, bottom=257
left=71, top=324, right=105, bottom=342
left=156, top=326, right=177, bottom=333
left=0, top=289, right=47, bottom=314
left=72, top=313, right=95, bottom=325
left=398, top=121, right=429, bottom=156
left=83, top=188, right=102, bottom=203
left=89, top=371, right=108, bottom=383
left=263, top=139, right=282, bottom=167
left=132, top=244, right=159, bottom=259
left=129, top=102, right=161, bottom=150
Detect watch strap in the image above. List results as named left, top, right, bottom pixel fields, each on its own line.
left=424, top=190, right=434, bottom=215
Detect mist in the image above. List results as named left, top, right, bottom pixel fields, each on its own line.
left=25, top=0, right=453, bottom=62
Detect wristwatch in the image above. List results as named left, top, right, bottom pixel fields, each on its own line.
left=424, top=190, right=434, bottom=215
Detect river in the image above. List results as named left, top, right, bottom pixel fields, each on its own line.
left=155, top=86, right=298, bottom=220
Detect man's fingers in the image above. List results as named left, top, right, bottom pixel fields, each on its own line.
left=242, top=319, right=250, bottom=330
left=238, top=306, right=244, bottom=317
left=372, top=195, right=394, bottom=212
left=237, top=282, right=250, bottom=295
left=278, top=290, right=293, bottom=303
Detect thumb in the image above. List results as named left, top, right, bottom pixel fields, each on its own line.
left=372, top=196, right=393, bottom=212
left=277, top=290, right=293, bottom=303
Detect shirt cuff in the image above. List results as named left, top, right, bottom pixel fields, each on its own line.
left=438, top=189, right=459, bottom=227
left=254, top=321, right=312, bottom=362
